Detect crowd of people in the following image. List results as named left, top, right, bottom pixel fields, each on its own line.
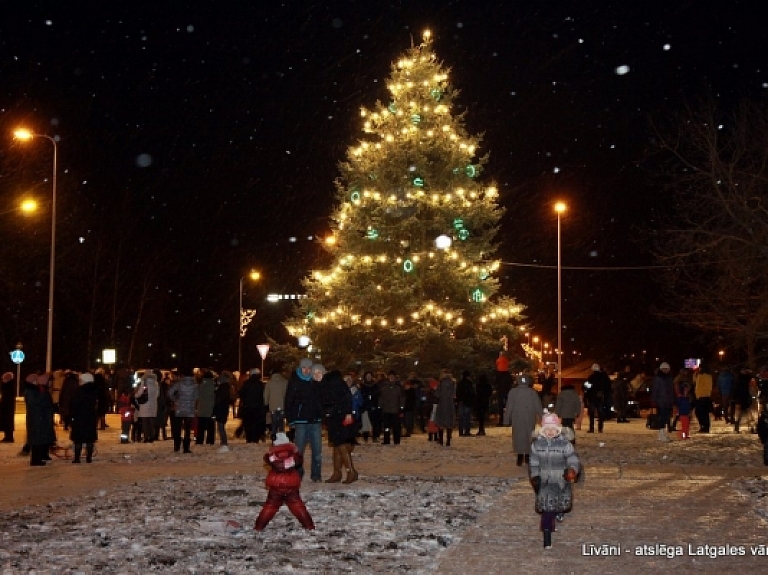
left=4, top=354, right=768, bottom=550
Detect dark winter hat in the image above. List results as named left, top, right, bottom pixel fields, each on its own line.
left=299, top=358, right=313, bottom=370
left=250, top=368, right=261, bottom=376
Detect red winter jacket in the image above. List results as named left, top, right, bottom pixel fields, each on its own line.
left=264, top=443, right=303, bottom=491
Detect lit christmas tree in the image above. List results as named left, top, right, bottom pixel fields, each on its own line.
left=284, top=31, right=525, bottom=373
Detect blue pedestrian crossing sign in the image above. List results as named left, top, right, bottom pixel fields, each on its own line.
left=10, top=350, right=25, bottom=364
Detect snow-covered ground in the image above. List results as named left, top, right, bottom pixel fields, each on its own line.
left=0, top=474, right=511, bottom=574
left=1, top=413, right=766, bottom=573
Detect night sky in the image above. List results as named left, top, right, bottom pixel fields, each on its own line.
left=1, top=1, right=765, bottom=372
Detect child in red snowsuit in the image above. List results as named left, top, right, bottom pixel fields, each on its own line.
left=253, top=432, right=315, bottom=531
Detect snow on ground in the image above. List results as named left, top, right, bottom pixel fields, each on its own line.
left=1, top=414, right=767, bottom=573
left=0, top=475, right=511, bottom=574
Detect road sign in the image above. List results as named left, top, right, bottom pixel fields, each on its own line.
left=10, top=349, right=25, bottom=364
left=257, top=344, right=270, bottom=360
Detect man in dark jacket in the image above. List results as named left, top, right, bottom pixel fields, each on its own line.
left=456, top=371, right=475, bottom=436
left=651, top=362, right=675, bottom=442
left=584, top=364, right=611, bottom=433
left=284, top=359, right=325, bottom=481
left=0, top=372, right=16, bottom=442
left=239, top=368, right=267, bottom=443
left=379, top=370, right=405, bottom=445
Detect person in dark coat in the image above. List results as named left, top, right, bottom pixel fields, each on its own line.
left=213, top=372, right=232, bottom=452
left=239, top=368, right=267, bottom=443
left=379, top=370, right=405, bottom=446
left=456, top=370, right=475, bottom=436
left=651, top=362, right=675, bottom=442
left=24, top=373, right=57, bottom=466
left=69, top=372, right=99, bottom=463
left=474, top=373, right=493, bottom=436
left=584, top=364, right=611, bottom=433
left=360, top=371, right=381, bottom=442
left=321, top=370, right=359, bottom=483
left=285, top=359, right=325, bottom=481
left=57, top=371, right=80, bottom=431
left=94, top=372, right=111, bottom=429
left=0, top=372, right=16, bottom=442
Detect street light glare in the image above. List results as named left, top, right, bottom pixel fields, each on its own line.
left=554, top=201, right=567, bottom=214
left=21, top=199, right=37, bottom=213
left=13, top=128, right=34, bottom=140
left=249, top=271, right=261, bottom=281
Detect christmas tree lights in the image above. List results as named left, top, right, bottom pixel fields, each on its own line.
left=284, top=31, right=526, bottom=372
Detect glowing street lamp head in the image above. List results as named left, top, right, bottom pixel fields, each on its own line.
left=249, top=270, right=261, bottom=281
left=554, top=201, right=567, bottom=214
left=20, top=199, right=37, bottom=214
left=13, top=128, right=34, bottom=140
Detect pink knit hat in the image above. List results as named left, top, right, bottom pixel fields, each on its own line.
left=541, top=413, right=561, bottom=429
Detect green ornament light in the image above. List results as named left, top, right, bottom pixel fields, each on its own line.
left=430, top=88, right=442, bottom=101
left=403, top=259, right=414, bottom=273
left=350, top=191, right=361, bottom=202
left=411, top=114, right=421, bottom=125
left=388, top=102, right=397, bottom=113
left=458, top=229, right=470, bottom=241
left=453, top=218, right=464, bottom=230
left=413, top=177, right=424, bottom=187
left=471, top=288, right=486, bottom=303
left=366, top=228, right=379, bottom=240
left=465, top=165, right=477, bottom=178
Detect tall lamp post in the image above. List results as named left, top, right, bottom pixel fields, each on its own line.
left=554, top=201, right=567, bottom=392
left=238, top=270, right=261, bottom=374
left=13, top=129, right=57, bottom=373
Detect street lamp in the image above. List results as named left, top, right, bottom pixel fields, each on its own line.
left=238, top=270, right=261, bottom=374
left=13, top=128, right=57, bottom=373
left=554, top=201, right=567, bottom=392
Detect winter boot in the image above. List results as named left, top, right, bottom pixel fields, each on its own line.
left=516, top=454, right=524, bottom=466
left=341, top=444, right=358, bottom=484
left=72, top=443, right=83, bottom=464
left=543, top=529, right=552, bottom=549
left=524, top=454, right=530, bottom=465
left=445, top=428, right=452, bottom=447
left=325, top=446, right=343, bottom=483
left=362, top=431, right=370, bottom=443
left=86, top=443, right=94, bottom=463
left=437, top=430, right=444, bottom=446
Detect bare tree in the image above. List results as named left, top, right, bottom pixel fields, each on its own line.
left=651, top=96, right=768, bottom=368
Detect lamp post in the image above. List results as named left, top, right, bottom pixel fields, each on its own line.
left=13, top=129, right=57, bottom=373
left=554, top=201, right=567, bottom=392
left=238, top=270, right=261, bottom=374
